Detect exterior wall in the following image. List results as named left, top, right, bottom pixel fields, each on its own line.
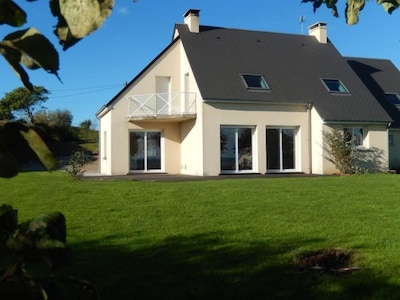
left=201, top=101, right=311, bottom=176
left=98, top=110, right=112, bottom=175
left=321, top=123, right=389, bottom=174
left=178, top=43, right=204, bottom=175
left=389, top=129, right=400, bottom=171
left=310, top=109, right=326, bottom=174
left=98, top=41, right=184, bottom=175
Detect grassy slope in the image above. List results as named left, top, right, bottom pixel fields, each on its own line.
left=1, top=172, right=400, bottom=299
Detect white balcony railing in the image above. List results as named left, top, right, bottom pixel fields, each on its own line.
left=128, top=92, right=197, bottom=120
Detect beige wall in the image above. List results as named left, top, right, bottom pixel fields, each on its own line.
left=200, top=101, right=311, bottom=176
left=98, top=39, right=205, bottom=175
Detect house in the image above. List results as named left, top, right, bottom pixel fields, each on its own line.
left=96, top=9, right=400, bottom=176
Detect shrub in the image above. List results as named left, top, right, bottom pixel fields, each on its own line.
left=67, top=151, right=95, bottom=179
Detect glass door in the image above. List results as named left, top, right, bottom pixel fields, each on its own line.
left=266, top=128, right=296, bottom=172
left=220, top=127, right=253, bottom=173
left=130, top=131, right=161, bottom=171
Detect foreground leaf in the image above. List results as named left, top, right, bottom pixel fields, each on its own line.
left=19, top=127, right=56, bottom=171
left=0, top=0, right=26, bottom=27
left=4, top=28, right=59, bottom=74
left=50, top=0, right=114, bottom=50
left=0, top=123, right=56, bottom=178
left=378, top=0, right=400, bottom=14
left=345, top=0, right=366, bottom=25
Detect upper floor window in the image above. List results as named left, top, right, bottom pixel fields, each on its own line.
left=241, top=74, right=270, bottom=91
left=385, top=93, right=400, bottom=106
left=322, top=79, right=349, bottom=94
left=344, top=127, right=364, bottom=147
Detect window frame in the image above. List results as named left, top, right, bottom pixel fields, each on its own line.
left=344, top=127, right=364, bottom=148
left=240, top=73, right=270, bottom=91
left=321, top=78, right=350, bottom=94
left=384, top=93, right=400, bottom=106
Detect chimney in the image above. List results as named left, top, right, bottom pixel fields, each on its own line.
left=308, top=22, right=327, bottom=44
left=184, top=9, right=200, bottom=33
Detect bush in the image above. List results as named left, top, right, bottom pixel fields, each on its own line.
left=67, top=151, right=95, bottom=179
left=323, top=128, right=386, bottom=174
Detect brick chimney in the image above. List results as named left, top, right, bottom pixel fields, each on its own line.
left=184, top=9, right=200, bottom=33
left=308, top=22, right=327, bottom=44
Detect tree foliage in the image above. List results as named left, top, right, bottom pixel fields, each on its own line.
left=0, top=86, right=50, bottom=123
left=302, top=0, right=400, bottom=25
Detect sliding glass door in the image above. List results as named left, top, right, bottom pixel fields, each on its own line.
left=266, top=128, right=296, bottom=172
left=220, top=126, right=253, bottom=173
left=130, top=131, right=161, bottom=171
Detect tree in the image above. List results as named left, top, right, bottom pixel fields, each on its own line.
left=80, top=119, right=92, bottom=130
left=0, top=86, right=50, bottom=123
left=48, top=109, right=73, bottom=128
left=302, top=0, right=400, bottom=25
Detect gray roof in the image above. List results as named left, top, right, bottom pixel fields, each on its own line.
left=346, top=57, right=400, bottom=127
left=176, top=24, right=392, bottom=123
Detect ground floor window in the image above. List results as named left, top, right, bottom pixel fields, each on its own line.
left=344, top=127, right=364, bottom=147
left=266, top=128, right=296, bottom=172
left=220, top=126, right=253, bottom=173
left=130, top=131, right=161, bottom=171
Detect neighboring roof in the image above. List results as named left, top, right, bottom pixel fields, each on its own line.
left=175, top=24, right=392, bottom=123
left=346, top=57, right=400, bottom=127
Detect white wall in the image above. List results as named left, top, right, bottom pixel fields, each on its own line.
left=201, top=101, right=310, bottom=176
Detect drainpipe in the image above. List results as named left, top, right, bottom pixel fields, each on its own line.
left=307, top=102, right=313, bottom=174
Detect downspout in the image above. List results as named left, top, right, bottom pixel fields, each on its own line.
left=307, top=102, right=313, bottom=174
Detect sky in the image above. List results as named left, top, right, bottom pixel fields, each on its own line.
left=1, top=1, right=400, bottom=128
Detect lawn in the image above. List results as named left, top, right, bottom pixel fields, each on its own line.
left=1, top=172, right=400, bottom=299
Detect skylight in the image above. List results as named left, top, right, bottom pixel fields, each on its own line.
left=241, top=74, right=270, bottom=90
left=321, top=79, right=349, bottom=94
left=385, top=93, right=400, bottom=106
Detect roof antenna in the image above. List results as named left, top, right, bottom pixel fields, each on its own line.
left=299, top=16, right=306, bottom=35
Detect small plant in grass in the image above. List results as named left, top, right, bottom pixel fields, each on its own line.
left=0, top=204, right=98, bottom=299
left=67, top=150, right=95, bottom=179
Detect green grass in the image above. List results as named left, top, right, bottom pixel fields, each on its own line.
left=2, top=172, right=400, bottom=299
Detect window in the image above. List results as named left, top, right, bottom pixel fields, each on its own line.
left=322, top=79, right=349, bottom=94
left=241, top=74, right=270, bottom=90
left=344, top=127, right=364, bottom=147
left=220, top=126, right=253, bottom=173
left=385, top=93, right=400, bottom=106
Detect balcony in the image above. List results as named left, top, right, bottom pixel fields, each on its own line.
left=128, top=92, right=197, bottom=122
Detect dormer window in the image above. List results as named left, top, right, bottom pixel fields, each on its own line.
left=241, top=74, right=270, bottom=91
left=385, top=93, right=400, bottom=106
left=321, top=79, right=349, bottom=94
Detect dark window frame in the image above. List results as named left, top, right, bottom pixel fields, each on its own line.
left=321, top=78, right=350, bottom=94
left=241, top=74, right=270, bottom=91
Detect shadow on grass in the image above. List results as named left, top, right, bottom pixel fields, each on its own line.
left=66, top=233, right=400, bottom=300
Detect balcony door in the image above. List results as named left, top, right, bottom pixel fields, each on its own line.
left=156, top=76, right=171, bottom=115
left=130, top=131, right=162, bottom=172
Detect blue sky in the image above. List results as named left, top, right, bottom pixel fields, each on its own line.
left=1, top=1, right=400, bottom=127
